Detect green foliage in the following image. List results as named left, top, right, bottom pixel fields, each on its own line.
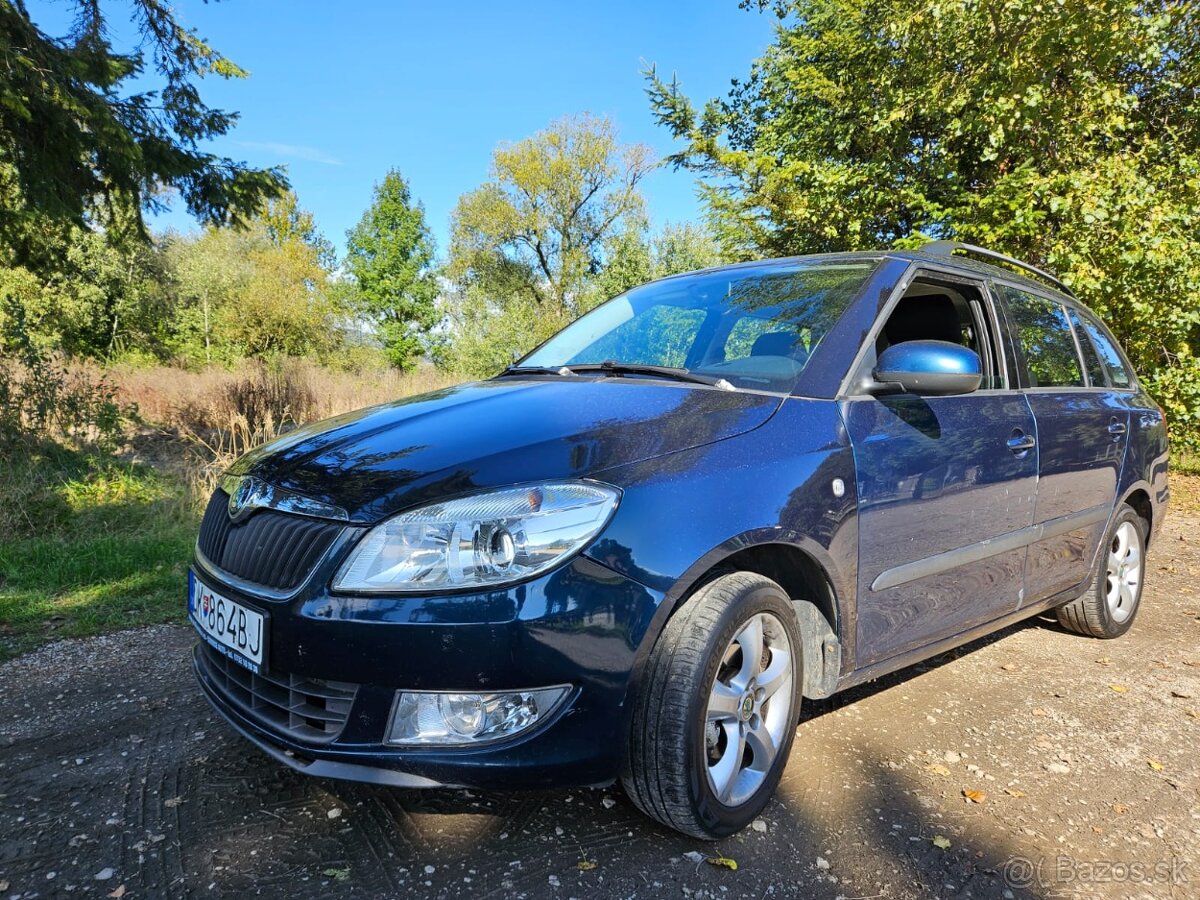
left=592, top=222, right=726, bottom=302
left=163, top=193, right=343, bottom=363
left=437, top=284, right=564, bottom=377
left=345, top=169, right=439, bottom=370
left=0, top=0, right=287, bottom=266
left=648, top=0, right=1200, bottom=449
left=0, top=443, right=195, bottom=660
left=0, top=299, right=127, bottom=451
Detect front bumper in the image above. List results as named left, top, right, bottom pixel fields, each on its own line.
left=190, top=552, right=664, bottom=790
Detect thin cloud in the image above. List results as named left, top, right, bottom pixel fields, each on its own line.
left=236, top=140, right=343, bottom=166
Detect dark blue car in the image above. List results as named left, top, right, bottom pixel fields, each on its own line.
left=189, top=243, right=1169, bottom=838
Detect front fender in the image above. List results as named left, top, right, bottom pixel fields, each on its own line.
left=584, top=398, right=860, bottom=712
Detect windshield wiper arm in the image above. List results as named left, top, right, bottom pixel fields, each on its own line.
left=496, top=365, right=575, bottom=377
left=571, top=361, right=736, bottom=391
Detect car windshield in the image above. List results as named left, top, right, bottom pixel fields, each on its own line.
left=520, top=260, right=878, bottom=392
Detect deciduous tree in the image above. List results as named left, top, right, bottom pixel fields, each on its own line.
left=448, top=114, right=654, bottom=317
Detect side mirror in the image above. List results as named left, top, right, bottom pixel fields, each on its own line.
left=873, top=340, right=982, bottom=396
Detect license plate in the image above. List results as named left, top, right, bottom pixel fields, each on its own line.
left=188, top=570, right=267, bottom=673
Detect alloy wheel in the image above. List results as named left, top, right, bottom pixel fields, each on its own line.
left=704, top=612, right=794, bottom=807
left=1105, top=520, right=1142, bottom=624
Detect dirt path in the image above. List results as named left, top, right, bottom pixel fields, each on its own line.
left=2, top=514, right=1197, bottom=899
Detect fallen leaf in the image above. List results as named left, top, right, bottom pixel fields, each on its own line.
left=108, top=887, right=126, bottom=899
left=323, top=868, right=350, bottom=882
left=963, top=789, right=987, bottom=803
left=705, top=856, right=738, bottom=871
left=925, top=763, right=952, bottom=776
left=163, top=796, right=183, bottom=808
left=1112, top=803, right=1130, bottom=814
left=1003, top=788, right=1026, bottom=798
left=577, top=860, right=597, bottom=871
left=1148, top=759, right=1164, bottom=771
left=932, top=835, right=951, bottom=849
left=1109, top=684, right=1129, bottom=693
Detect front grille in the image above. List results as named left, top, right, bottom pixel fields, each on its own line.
left=197, top=643, right=358, bottom=743
left=197, top=489, right=343, bottom=592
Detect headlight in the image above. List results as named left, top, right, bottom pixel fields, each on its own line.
left=332, top=481, right=620, bottom=593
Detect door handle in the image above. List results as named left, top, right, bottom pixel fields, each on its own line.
left=1007, top=431, right=1036, bottom=454
left=1108, top=418, right=1127, bottom=437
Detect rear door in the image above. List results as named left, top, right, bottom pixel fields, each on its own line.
left=1000, top=286, right=1127, bottom=603
left=844, top=269, right=1039, bottom=667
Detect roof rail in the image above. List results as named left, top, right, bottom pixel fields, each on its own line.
left=919, top=241, right=1075, bottom=297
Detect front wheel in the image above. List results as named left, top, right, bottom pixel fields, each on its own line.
left=621, top=572, right=801, bottom=838
left=1056, top=504, right=1147, bottom=639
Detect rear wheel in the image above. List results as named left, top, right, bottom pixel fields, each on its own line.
left=1056, top=505, right=1146, bottom=639
left=621, top=572, right=801, bottom=838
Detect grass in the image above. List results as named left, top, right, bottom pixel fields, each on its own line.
left=0, top=444, right=198, bottom=662
left=0, top=358, right=459, bottom=663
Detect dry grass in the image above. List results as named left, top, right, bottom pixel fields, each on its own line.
left=111, top=358, right=456, bottom=430
left=106, top=358, right=460, bottom=503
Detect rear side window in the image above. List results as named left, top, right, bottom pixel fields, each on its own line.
left=1075, top=310, right=1132, bottom=388
left=1067, top=309, right=1107, bottom=387
left=1004, top=288, right=1085, bottom=388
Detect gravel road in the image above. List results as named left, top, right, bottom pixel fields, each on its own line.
left=2, top=513, right=1198, bottom=900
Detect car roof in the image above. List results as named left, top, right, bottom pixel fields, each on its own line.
left=662, top=249, right=1074, bottom=303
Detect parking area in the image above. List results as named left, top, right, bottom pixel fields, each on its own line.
left=2, top=510, right=1197, bottom=899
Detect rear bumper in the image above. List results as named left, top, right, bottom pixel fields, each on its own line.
left=190, top=553, right=664, bottom=789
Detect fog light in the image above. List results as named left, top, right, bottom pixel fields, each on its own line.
left=386, top=686, right=571, bottom=746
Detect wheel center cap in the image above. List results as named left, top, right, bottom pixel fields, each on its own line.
left=739, top=693, right=755, bottom=721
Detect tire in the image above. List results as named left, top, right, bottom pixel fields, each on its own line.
left=621, top=572, right=802, bottom=839
left=1056, top=504, right=1147, bottom=639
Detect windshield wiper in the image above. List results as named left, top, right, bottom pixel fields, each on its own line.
left=571, top=360, right=736, bottom=391
left=496, top=365, right=576, bottom=377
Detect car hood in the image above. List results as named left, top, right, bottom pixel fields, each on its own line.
left=228, top=378, right=782, bottom=523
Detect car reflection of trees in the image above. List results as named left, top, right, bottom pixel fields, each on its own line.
left=852, top=396, right=1034, bottom=507
left=571, top=265, right=871, bottom=386
left=1005, top=290, right=1084, bottom=388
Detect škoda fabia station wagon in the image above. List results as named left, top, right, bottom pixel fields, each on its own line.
left=189, top=243, right=1168, bottom=838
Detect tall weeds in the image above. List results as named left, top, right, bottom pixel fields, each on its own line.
left=108, top=358, right=458, bottom=502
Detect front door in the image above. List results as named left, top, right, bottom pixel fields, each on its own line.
left=844, top=271, right=1039, bottom=667
left=845, top=393, right=1038, bottom=666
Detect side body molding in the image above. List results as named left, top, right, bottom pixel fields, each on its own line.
left=871, top=504, right=1111, bottom=592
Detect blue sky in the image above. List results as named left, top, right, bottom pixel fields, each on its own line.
left=33, top=1, right=776, bottom=255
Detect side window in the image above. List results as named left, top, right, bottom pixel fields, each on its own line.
left=1004, top=288, right=1085, bottom=388
left=1075, top=310, right=1132, bottom=388
left=1067, top=309, right=1107, bottom=387
left=873, top=275, right=1004, bottom=389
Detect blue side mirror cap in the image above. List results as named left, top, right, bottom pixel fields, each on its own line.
left=874, top=340, right=982, bottom=396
